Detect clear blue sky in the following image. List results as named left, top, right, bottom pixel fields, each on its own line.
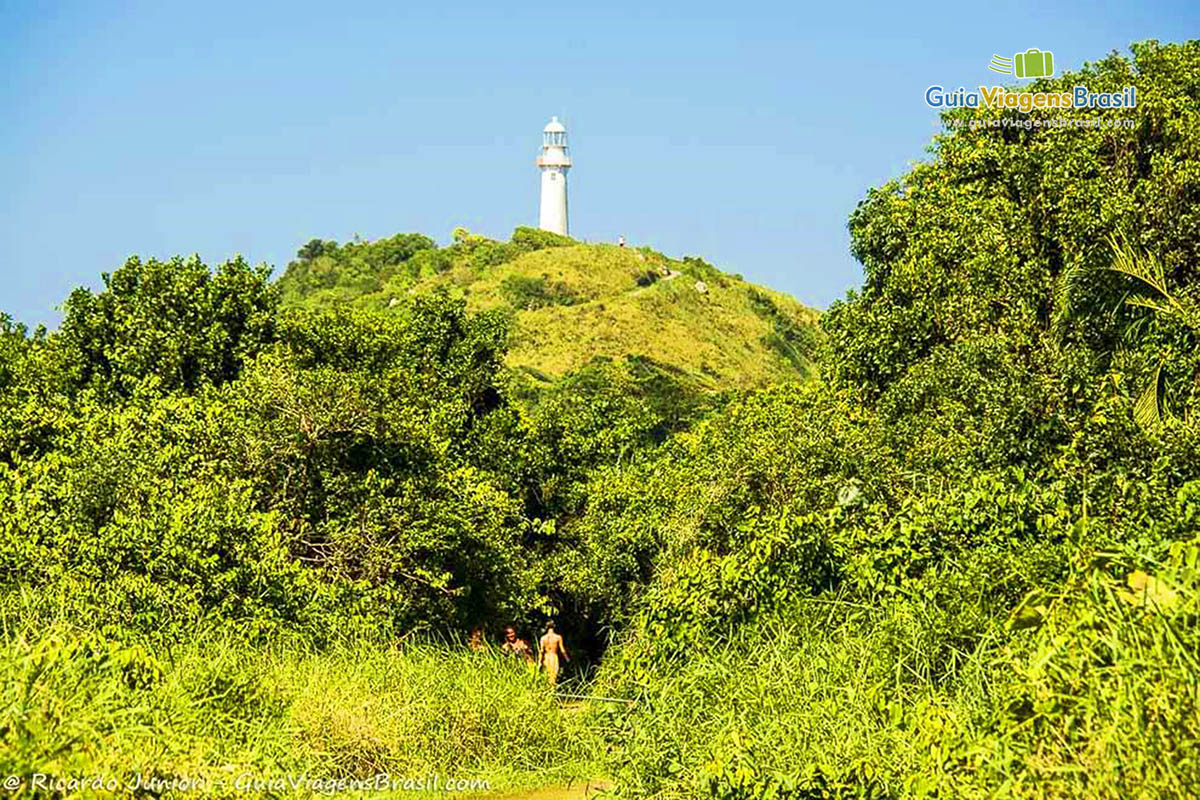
left=2, top=0, right=1196, bottom=326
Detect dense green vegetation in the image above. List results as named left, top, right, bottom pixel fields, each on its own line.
left=2, top=38, right=1199, bottom=799
left=276, top=225, right=819, bottom=392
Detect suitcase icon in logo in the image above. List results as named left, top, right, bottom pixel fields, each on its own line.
left=1014, top=49, right=1053, bottom=79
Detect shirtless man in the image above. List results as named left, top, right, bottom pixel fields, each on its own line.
left=537, top=621, right=570, bottom=685
left=501, top=625, right=534, bottom=664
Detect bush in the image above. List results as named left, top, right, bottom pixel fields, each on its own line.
left=501, top=274, right=580, bottom=310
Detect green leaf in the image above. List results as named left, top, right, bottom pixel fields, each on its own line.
left=1133, top=361, right=1165, bottom=431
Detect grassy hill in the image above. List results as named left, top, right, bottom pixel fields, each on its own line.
left=275, top=227, right=819, bottom=391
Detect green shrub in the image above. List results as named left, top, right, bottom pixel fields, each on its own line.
left=501, top=274, right=580, bottom=310
left=510, top=226, right=576, bottom=252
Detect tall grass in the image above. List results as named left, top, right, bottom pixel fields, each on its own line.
left=590, top=540, right=1200, bottom=799
left=4, top=542, right=1196, bottom=799
left=591, top=594, right=984, bottom=799
left=0, top=616, right=600, bottom=798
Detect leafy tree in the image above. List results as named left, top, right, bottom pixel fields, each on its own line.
left=55, top=255, right=277, bottom=397
left=824, top=40, right=1200, bottom=473
left=297, top=238, right=337, bottom=262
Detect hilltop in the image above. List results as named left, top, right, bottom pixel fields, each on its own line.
left=275, top=227, right=819, bottom=391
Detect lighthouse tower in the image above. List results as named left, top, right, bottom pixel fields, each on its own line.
left=537, top=116, right=571, bottom=235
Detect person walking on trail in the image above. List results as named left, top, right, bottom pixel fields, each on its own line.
left=467, top=626, right=486, bottom=651
left=501, top=624, right=534, bottom=664
left=538, top=621, right=570, bottom=686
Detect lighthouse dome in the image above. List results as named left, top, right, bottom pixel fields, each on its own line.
left=543, top=116, right=566, bottom=133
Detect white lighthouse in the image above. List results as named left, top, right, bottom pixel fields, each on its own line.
left=537, top=116, right=571, bottom=235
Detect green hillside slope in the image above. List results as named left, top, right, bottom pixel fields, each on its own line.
left=275, top=228, right=819, bottom=390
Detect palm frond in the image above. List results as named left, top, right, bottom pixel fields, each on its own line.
left=1106, top=233, right=1172, bottom=302
left=1125, top=297, right=1177, bottom=317
left=1133, top=361, right=1165, bottom=431
left=1103, top=235, right=1196, bottom=429
left=1051, top=259, right=1092, bottom=342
